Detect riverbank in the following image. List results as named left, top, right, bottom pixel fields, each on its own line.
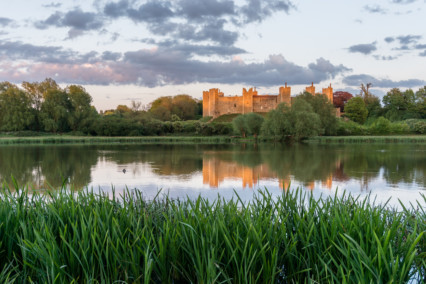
left=307, top=135, right=426, bottom=143
left=0, top=134, right=425, bottom=144
left=0, top=187, right=424, bottom=283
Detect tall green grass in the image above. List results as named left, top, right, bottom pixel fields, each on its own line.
left=308, top=135, right=426, bottom=143
left=0, top=186, right=424, bottom=283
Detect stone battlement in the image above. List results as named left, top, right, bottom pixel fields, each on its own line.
left=203, top=83, right=336, bottom=118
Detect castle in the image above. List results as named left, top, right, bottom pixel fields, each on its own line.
left=203, top=83, right=337, bottom=118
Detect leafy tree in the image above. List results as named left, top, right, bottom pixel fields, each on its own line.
left=290, top=99, right=322, bottom=140
left=296, top=92, right=337, bottom=135
left=66, top=85, right=96, bottom=132
left=382, top=88, right=418, bottom=121
left=0, top=86, right=34, bottom=131
left=171, top=95, right=198, bottom=120
left=365, top=96, right=382, bottom=119
left=244, top=113, right=264, bottom=138
left=333, top=91, right=353, bottom=112
left=22, top=78, right=60, bottom=111
left=40, top=89, right=72, bottom=133
left=261, top=103, right=292, bottom=140
left=232, top=115, right=249, bottom=137
left=415, top=86, right=425, bottom=118
left=344, top=97, right=368, bottom=124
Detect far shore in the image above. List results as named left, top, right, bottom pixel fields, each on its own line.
left=0, top=134, right=425, bottom=145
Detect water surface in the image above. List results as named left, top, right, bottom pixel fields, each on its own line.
left=1, top=143, right=424, bottom=207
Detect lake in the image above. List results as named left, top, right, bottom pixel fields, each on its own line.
left=1, top=143, right=425, bottom=207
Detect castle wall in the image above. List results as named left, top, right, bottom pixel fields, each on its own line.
left=202, top=83, right=337, bottom=118
left=252, top=96, right=278, bottom=112
left=215, top=96, right=243, bottom=116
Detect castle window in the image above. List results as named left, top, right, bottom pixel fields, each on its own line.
left=234, top=104, right=237, bottom=107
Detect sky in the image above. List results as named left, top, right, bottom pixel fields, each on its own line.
left=0, top=0, right=425, bottom=111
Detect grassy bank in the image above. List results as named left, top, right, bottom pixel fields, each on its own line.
left=0, top=187, right=424, bottom=283
left=308, top=135, right=426, bottom=143
left=0, top=135, right=244, bottom=145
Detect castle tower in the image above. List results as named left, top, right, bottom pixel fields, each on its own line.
left=306, top=82, right=315, bottom=95
left=279, top=82, right=291, bottom=105
left=203, top=88, right=222, bottom=117
left=322, top=84, right=333, bottom=102
left=242, top=87, right=256, bottom=114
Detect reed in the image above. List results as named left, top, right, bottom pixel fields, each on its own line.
left=0, top=185, right=424, bottom=283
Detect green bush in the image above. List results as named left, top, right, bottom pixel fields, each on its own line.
left=336, top=119, right=367, bottom=135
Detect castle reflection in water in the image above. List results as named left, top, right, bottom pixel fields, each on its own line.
left=202, top=157, right=334, bottom=191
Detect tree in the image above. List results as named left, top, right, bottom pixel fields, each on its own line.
left=40, top=89, right=72, bottom=133
left=232, top=115, right=249, bottom=137
left=0, top=86, right=34, bottom=131
left=261, top=103, right=292, bottom=140
left=245, top=113, right=265, bottom=138
left=290, top=99, right=322, bottom=140
left=171, top=95, right=198, bottom=120
left=295, top=92, right=337, bottom=135
left=22, top=78, right=60, bottom=111
left=344, top=97, right=368, bottom=124
left=66, top=85, right=96, bottom=131
left=333, top=91, right=353, bottom=112
left=382, top=88, right=418, bottom=121
left=415, top=86, right=425, bottom=118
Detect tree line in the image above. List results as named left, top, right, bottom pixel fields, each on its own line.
left=0, top=78, right=424, bottom=137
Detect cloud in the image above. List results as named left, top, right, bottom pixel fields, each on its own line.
left=373, top=55, right=398, bottom=60
left=179, top=0, right=235, bottom=19
left=0, top=17, right=13, bottom=27
left=420, top=50, right=426, bottom=56
left=348, top=42, right=377, bottom=55
left=343, top=74, right=426, bottom=88
left=390, top=0, right=417, bottom=4
left=239, top=0, right=294, bottom=23
left=0, top=40, right=348, bottom=88
left=364, top=5, right=387, bottom=14
left=397, top=34, right=421, bottom=44
left=36, top=8, right=104, bottom=38
left=102, top=0, right=296, bottom=44
left=384, top=37, right=395, bottom=43
left=42, top=2, right=62, bottom=8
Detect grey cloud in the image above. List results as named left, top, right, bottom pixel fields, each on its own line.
left=343, top=74, right=426, bottom=88
left=391, top=0, right=417, bottom=4
left=119, top=49, right=348, bottom=87
left=36, top=9, right=103, bottom=37
left=127, top=1, right=174, bottom=23
left=104, top=0, right=129, bottom=18
left=397, top=35, right=421, bottom=44
left=420, top=50, right=426, bottom=56
left=0, top=17, right=13, bottom=27
left=42, top=2, right=62, bottom=8
left=308, top=58, right=351, bottom=78
left=179, top=0, right=235, bottom=19
left=384, top=37, right=395, bottom=43
left=240, top=0, right=294, bottom=23
left=364, top=5, right=387, bottom=14
left=102, top=51, right=122, bottom=61
left=348, top=42, right=377, bottom=54
left=373, top=55, right=398, bottom=60
left=415, top=44, right=426, bottom=49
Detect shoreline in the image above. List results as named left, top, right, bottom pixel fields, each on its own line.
left=0, top=134, right=425, bottom=144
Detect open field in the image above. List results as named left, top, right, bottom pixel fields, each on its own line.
left=0, top=186, right=424, bottom=283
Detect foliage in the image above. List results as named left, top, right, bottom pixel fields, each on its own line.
left=344, top=97, right=368, bottom=124
left=232, top=113, right=264, bottom=138
left=232, top=114, right=249, bottom=137
left=297, top=92, right=338, bottom=135
left=382, top=88, right=420, bottom=121
left=0, top=187, right=424, bottom=283
left=333, top=91, right=353, bottom=112
left=262, top=101, right=321, bottom=141
left=149, top=95, right=199, bottom=121
left=0, top=85, right=35, bottom=131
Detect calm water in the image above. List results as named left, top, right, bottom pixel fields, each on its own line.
left=0, top=143, right=425, bottom=207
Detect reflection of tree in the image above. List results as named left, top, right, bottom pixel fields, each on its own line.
left=0, top=145, right=98, bottom=190
left=40, top=146, right=98, bottom=189
left=99, top=145, right=205, bottom=176
left=260, top=144, right=339, bottom=184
